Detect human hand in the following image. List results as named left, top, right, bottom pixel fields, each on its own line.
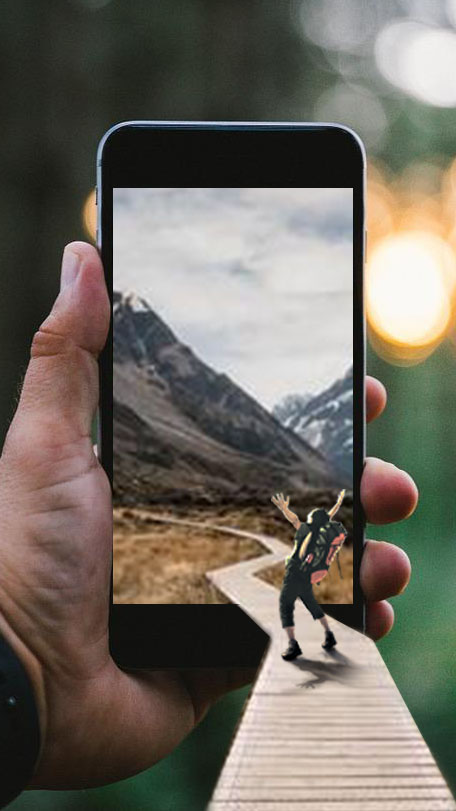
left=361, top=376, right=416, bottom=639
left=0, top=243, right=416, bottom=790
left=0, top=243, right=255, bottom=790
left=271, top=492, right=290, bottom=512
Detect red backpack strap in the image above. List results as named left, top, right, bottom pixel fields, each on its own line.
left=325, top=530, right=346, bottom=565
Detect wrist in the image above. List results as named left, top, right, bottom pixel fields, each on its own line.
left=0, top=610, right=46, bottom=779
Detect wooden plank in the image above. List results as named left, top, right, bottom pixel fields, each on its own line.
left=214, top=787, right=453, bottom=801
left=219, top=764, right=441, bottom=776
left=210, top=802, right=456, bottom=811
left=205, top=526, right=456, bottom=810
left=216, top=774, right=444, bottom=786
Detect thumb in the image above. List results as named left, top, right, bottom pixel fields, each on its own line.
left=4, top=242, right=110, bottom=455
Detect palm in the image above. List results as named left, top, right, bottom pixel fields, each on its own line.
left=0, top=436, right=252, bottom=787
left=0, top=243, right=257, bottom=789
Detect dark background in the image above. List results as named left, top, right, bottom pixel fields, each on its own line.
left=1, top=1, right=456, bottom=807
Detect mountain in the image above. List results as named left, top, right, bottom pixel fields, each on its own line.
left=113, top=290, right=344, bottom=505
left=273, top=393, right=312, bottom=425
left=272, top=368, right=353, bottom=485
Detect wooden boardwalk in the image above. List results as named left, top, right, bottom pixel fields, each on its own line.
left=204, top=526, right=456, bottom=811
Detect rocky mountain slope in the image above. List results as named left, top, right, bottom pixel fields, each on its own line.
left=272, top=367, right=353, bottom=485
left=113, top=291, right=344, bottom=505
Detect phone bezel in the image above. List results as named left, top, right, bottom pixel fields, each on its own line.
left=97, top=121, right=366, bottom=669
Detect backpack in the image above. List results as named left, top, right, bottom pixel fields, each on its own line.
left=299, top=520, right=347, bottom=584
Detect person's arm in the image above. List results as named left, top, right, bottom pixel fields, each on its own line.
left=328, top=489, right=346, bottom=519
left=271, top=493, right=301, bottom=529
left=298, top=530, right=313, bottom=560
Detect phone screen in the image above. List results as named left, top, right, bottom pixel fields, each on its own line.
left=112, top=187, right=353, bottom=607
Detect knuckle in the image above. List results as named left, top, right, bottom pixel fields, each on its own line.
left=30, top=326, right=70, bottom=359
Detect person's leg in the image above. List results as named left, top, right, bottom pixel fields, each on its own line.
left=319, top=615, right=330, bottom=633
left=318, top=614, right=336, bottom=648
left=279, top=569, right=302, bottom=659
left=279, top=570, right=298, bottom=633
left=299, top=578, right=325, bottom=623
left=299, top=580, right=337, bottom=648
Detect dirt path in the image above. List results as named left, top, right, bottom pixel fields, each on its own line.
left=121, top=509, right=289, bottom=554
left=113, top=509, right=279, bottom=605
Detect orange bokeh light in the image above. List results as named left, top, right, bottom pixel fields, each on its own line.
left=82, top=188, right=97, bottom=242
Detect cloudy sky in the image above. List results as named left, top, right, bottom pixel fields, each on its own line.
left=113, top=187, right=353, bottom=410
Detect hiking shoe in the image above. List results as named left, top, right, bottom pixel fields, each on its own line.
left=322, top=630, right=337, bottom=651
left=281, top=639, right=302, bottom=661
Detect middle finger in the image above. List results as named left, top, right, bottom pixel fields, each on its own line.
left=361, top=457, right=418, bottom=524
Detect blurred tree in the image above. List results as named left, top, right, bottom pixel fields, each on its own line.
left=1, top=0, right=456, bottom=806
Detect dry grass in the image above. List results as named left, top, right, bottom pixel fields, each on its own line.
left=113, top=504, right=353, bottom=605
left=113, top=506, right=266, bottom=604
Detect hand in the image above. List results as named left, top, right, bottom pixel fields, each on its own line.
left=0, top=243, right=254, bottom=790
left=0, top=243, right=416, bottom=790
left=271, top=492, right=290, bottom=512
left=361, top=377, right=416, bottom=639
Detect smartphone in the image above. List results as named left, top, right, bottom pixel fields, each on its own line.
left=97, top=121, right=365, bottom=669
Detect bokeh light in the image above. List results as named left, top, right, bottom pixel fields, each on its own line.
left=299, top=0, right=394, bottom=55
left=442, top=157, right=456, bottom=245
left=367, top=180, right=395, bottom=242
left=400, top=0, right=449, bottom=25
left=314, top=83, right=387, bottom=149
left=375, top=21, right=456, bottom=107
left=366, top=231, right=456, bottom=363
left=82, top=188, right=97, bottom=242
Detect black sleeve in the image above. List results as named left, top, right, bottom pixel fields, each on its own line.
left=295, top=522, right=310, bottom=540
left=0, top=634, right=41, bottom=808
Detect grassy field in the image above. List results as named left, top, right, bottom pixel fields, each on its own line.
left=113, top=506, right=267, bottom=604
left=113, top=504, right=353, bottom=605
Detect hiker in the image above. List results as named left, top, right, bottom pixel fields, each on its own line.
left=271, top=490, right=347, bottom=660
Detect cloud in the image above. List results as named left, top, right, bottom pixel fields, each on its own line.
left=113, top=187, right=353, bottom=408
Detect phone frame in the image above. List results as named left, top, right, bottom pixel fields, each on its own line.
left=97, top=121, right=366, bottom=670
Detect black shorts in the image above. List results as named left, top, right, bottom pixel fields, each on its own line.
left=279, top=561, right=325, bottom=626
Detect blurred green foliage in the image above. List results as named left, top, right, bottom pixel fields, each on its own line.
left=2, top=0, right=456, bottom=807
left=370, top=340, right=456, bottom=794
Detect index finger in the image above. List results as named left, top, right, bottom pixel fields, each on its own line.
left=366, top=376, right=387, bottom=423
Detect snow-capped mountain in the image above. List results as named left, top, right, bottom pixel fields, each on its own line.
left=113, top=290, right=345, bottom=505
left=272, top=367, right=353, bottom=485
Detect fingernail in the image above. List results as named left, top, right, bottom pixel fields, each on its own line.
left=60, top=247, right=81, bottom=290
